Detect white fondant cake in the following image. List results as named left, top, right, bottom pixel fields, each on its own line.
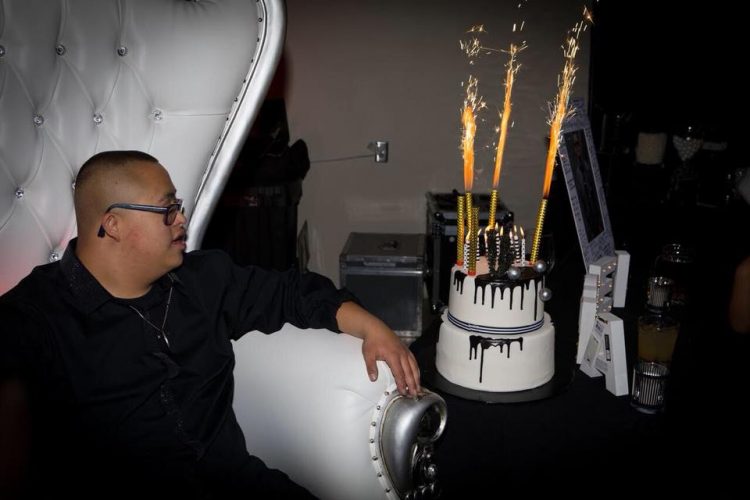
left=447, top=264, right=545, bottom=332
left=436, top=263, right=555, bottom=392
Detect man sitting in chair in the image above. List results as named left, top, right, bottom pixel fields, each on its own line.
left=0, top=150, right=421, bottom=499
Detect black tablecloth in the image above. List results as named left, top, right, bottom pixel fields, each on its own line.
left=412, top=315, right=746, bottom=497
left=411, top=185, right=749, bottom=496
left=410, top=241, right=748, bottom=497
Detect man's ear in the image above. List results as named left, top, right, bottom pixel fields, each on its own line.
left=99, top=213, right=120, bottom=241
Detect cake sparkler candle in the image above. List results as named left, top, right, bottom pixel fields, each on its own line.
left=489, top=41, right=525, bottom=228
left=460, top=73, right=480, bottom=273
left=456, top=195, right=466, bottom=265
left=530, top=9, right=591, bottom=263
left=462, top=91, right=476, bottom=256
left=468, top=207, right=479, bottom=275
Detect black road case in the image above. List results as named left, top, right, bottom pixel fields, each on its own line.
left=340, top=233, right=426, bottom=344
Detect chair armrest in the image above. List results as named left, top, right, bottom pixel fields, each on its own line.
left=232, top=324, right=446, bottom=500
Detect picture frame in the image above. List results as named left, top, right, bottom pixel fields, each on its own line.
left=579, top=312, right=629, bottom=396
left=558, top=99, right=615, bottom=269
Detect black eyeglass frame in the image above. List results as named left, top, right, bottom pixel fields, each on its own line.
left=97, top=199, right=184, bottom=237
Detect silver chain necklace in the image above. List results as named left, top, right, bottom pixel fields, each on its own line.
left=129, top=283, right=174, bottom=348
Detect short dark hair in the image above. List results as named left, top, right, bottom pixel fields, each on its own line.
left=76, top=150, right=159, bottom=187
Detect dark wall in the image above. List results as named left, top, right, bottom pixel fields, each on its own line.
left=589, top=1, right=739, bottom=137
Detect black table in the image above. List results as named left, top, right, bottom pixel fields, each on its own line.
left=410, top=281, right=746, bottom=497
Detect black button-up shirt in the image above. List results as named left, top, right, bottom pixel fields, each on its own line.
left=0, top=240, right=354, bottom=497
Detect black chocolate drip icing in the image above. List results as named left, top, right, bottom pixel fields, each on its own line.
left=469, top=335, right=524, bottom=383
left=471, top=272, right=541, bottom=313
left=453, top=269, right=467, bottom=293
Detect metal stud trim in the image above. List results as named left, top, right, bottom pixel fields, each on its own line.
left=368, top=383, right=400, bottom=500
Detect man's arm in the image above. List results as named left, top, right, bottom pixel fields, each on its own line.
left=186, top=251, right=422, bottom=394
left=336, top=301, right=421, bottom=398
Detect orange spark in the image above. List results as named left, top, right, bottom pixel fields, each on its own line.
left=462, top=103, right=477, bottom=191
left=492, top=42, right=526, bottom=189
left=461, top=75, right=482, bottom=192
left=541, top=15, right=592, bottom=198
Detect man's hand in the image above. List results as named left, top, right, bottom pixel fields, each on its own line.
left=336, top=301, right=421, bottom=397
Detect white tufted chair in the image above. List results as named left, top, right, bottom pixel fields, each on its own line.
left=0, top=1, right=446, bottom=499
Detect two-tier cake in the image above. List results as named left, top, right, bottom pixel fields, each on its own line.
left=436, top=236, right=554, bottom=392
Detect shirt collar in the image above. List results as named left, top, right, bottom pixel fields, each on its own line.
left=60, top=239, right=183, bottom=314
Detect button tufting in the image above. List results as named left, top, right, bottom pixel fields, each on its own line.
left=33, top=115, right=44, bottom=126
left=117, top=46, right=128, bottom=56
left=72, top=181, right=76, bottom=190
left=15, top=188, right=24, bottom=199
left=152, top=109, right=163, bottom=121
left=0, top=45, right=6, bottom=57
left=55, top=44, right=66, bottom=55
left=93, top=113, right=103, bottom=125
left=49, top=252, right=60, bottom=262
left=425, top=463, right=437, bottom=480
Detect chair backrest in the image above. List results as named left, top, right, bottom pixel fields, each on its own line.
left=1, top=6, right=449, bottom=499
left=0, top=0, right=285, bottom=294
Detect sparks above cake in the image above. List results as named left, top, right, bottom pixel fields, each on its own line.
left=434, top=10, right=595, bottom=392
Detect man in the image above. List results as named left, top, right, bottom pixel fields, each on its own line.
left=0, top=151, right=421, bottom=498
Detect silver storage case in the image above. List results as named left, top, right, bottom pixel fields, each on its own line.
left=340, top=233, right=426, bottom=344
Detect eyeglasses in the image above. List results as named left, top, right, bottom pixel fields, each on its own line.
left=97, top=199, right=184, bottom=237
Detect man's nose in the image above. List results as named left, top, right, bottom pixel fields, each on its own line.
left=175, top=207, right=188, bottom=225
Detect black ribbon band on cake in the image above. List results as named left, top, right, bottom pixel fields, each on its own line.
left=447, top=312, right=544, bottom=334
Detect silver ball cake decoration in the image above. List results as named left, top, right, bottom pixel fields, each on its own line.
left=539, top=287, right=552, bottom=302
left=507, top=266, right=521, bottom=280
left=533, top=259, right=547, bottom=274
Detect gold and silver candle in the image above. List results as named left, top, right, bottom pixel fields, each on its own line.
left=468, top=206, right=479, bottom=275
left=456, top=195, right=465, bottom=265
